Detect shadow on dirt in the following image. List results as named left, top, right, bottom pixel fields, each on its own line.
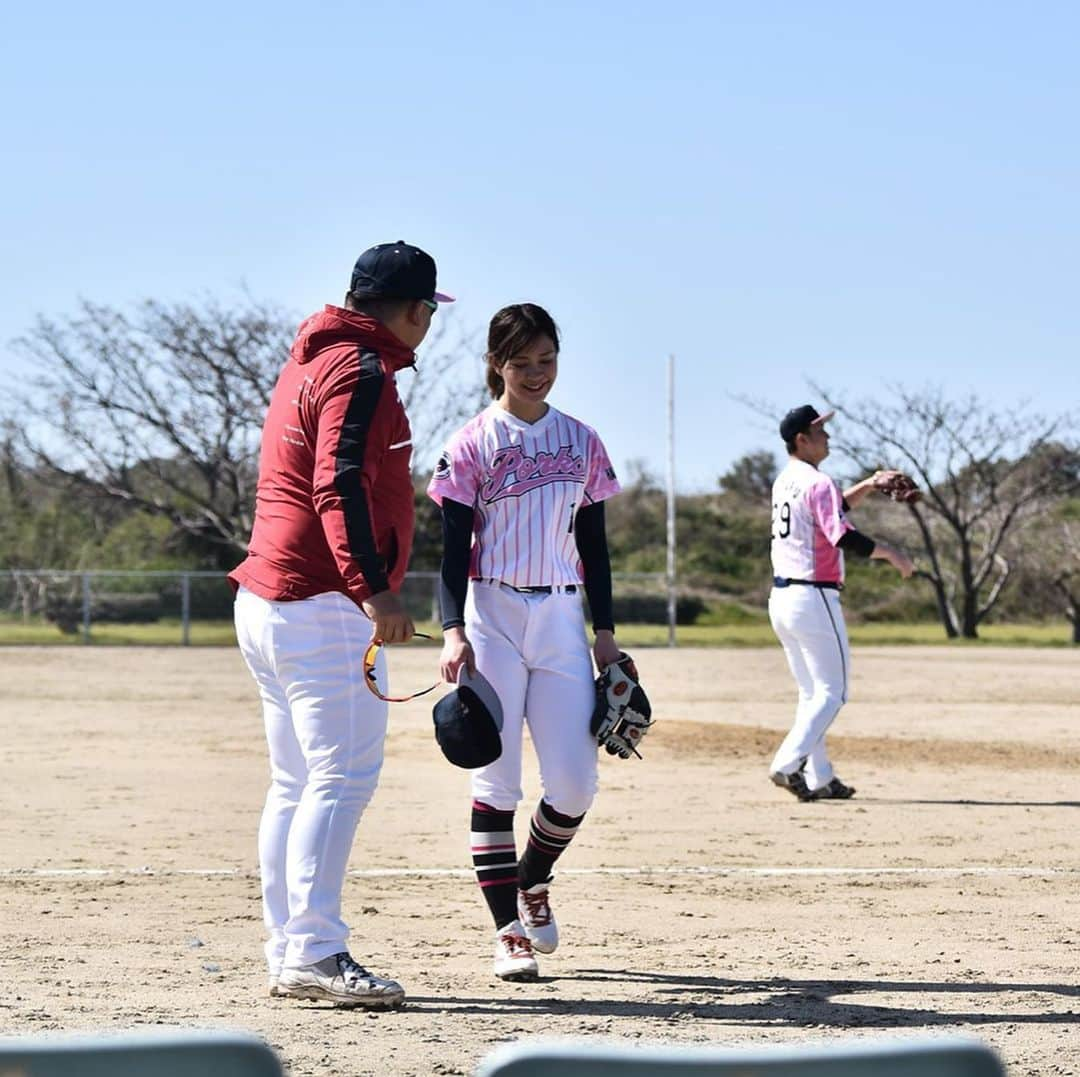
left=405, top=969, right=1080, bottom=1027
left=869, top=799, right=1080, bottom=808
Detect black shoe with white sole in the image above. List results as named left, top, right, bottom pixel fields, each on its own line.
left=770, top=766, right=813, bottom=802
left=809, top=778, right=856, bottom=800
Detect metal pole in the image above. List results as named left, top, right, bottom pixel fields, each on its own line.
left=666, top=355, right=677, bottom=647
left=181, top=573, right=191, bottom=646
left=81, top=572, right=92, bottom=644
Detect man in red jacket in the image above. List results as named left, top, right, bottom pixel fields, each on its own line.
left=230, top=241, right=453, bottom=1009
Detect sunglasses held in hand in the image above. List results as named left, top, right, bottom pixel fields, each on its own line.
left=363, top=632, right=441, bottom=703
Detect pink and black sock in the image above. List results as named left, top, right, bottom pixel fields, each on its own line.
left=470, top=800, right=519, bottom=929
left=518, top=799, right=585, bottom=889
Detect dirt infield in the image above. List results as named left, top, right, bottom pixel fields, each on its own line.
left=0, top=644, right=1077, bottom=1076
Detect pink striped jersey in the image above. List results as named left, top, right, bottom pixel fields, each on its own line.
left=770, top=458, right=853, bottom=584
left=427, top=403, right=621, bottom=587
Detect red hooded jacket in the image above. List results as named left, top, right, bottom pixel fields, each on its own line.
left=228, top=306, right=415, bottom=606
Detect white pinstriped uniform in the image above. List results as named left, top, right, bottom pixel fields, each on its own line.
left=768, top=458, right=854, bottom=790
left=429, top=404, right=619, bottom=586
left=428, top=403, right=620, bottom=816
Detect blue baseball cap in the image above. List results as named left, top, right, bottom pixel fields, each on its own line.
left=350, top=241, right=455, bottom=303
left=432, top=667, right=503, bottom=769
left=779, top=404, right=835, bottom=443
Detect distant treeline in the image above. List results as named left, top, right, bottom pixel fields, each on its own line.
left=2, top=295, right=1077, bottom=639
left=2, top=448, right=1077, bottom=636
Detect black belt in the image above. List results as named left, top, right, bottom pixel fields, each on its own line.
left=484, top=579, right=576, bottom=595
left=773, top=577, right=841, bottom=591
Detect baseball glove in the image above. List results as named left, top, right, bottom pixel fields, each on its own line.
left=874, top=470, right=922, bottom=504
left=591, top=652, right=653, bottom=759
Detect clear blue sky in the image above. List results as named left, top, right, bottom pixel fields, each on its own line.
left=3, top=1, right=1077, bottom=490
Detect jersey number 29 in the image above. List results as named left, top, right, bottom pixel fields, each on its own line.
left=772, top=501, right=791, bottom=539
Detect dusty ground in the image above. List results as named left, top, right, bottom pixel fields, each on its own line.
left=0, top=644, right=1077, bottom=1076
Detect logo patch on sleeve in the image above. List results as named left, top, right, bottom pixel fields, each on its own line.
left=605, top=466, right=617, bottom=481
left=434, top=451, right=452, bottom=481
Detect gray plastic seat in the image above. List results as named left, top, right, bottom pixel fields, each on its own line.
left=475, top=1036, right=1006, bottom=1077
left=0, top=1029, right=283, bottom=1077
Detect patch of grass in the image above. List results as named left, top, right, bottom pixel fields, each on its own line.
left=617, top=622, right=778, bottom=647
left=0, top=615, right=1073, bottom=648
left=694, top=600, right=769, bottom=627
left=0, top=616, right=451, bottom=647
left=844, top=622, right=1075, bottom=647
left=942, top=622, right=1076, bottom=646
left=0, top=620, right=78, bottom=645
left=607, top=621, right=1076, bottom=648
left=0, top=617, right=238, bottom=646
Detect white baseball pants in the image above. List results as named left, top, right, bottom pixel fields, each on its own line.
left=768, top=585, right=850, bottom=791
left=466, top=580, right=598, bottom=818
left=233, top=587, right=388, bottom=973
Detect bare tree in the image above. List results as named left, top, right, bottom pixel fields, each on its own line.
left=719, top=449, right=780, bottom=501
left=9, top=296, right=481, bottom=565
left=397, top=318, right=487, bottom=474
left=812, top=384, right=1079, bottom=638
left=1050, top=519, right=1080, bottom=644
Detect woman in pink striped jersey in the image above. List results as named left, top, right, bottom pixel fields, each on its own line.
left=428, top=303, right=624, bottom=981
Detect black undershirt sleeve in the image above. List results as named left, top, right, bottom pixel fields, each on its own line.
left=574, top=501, right=615, bottom=632
left=438, top=498, right=474, bottom=630
left=332, top=350, right=389, bottom=594
left=837, top=527, right=876, bottom=558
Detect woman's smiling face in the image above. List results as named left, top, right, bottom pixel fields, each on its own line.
left=498, top=333, right=558, bottom=421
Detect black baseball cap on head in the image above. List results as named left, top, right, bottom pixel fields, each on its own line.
left=350, top=240, right=455, bottom=303
left=432, top=667, right=503, bottom=769
left=779, top=404, right=835, bottom=443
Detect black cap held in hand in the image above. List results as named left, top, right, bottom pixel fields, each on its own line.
left=432, top=668, right=503, bottom=769
left=349, top=241, right=455, bottom=303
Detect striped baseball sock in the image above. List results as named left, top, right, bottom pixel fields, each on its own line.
left=470, top=800, right=519, bottom=929
left=518, top=799, right=585, bottom=890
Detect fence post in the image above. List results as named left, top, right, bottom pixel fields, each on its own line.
left=666, top=354, right=677, bottom=647
left=81, top=573, right=92, bottom=644
left=181, top=573, right=191, bottom=646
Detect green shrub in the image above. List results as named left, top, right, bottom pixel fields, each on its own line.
left=610, top=593, right=707, bottom=625
left=44, top=593, right=164, bottom=634
left=696, top=600, right=769, bottom=626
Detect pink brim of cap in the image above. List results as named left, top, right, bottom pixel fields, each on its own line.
left=811, top=410, right=836, bottom=425
left=434, top=291, right=455, bottom=303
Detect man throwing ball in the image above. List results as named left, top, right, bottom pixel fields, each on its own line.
left=768, top=405, right=915, bottom=802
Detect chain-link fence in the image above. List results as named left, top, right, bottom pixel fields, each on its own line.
left=0, top=569, right=678, bottom=644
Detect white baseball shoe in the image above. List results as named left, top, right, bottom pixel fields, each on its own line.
left=517, top=880, right=559, bottom=954
left=493, top=920, right=539, bottom=981
left=268, top=975, right=284, bottom=998
left=277, top=952, right=405, bottom=1009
